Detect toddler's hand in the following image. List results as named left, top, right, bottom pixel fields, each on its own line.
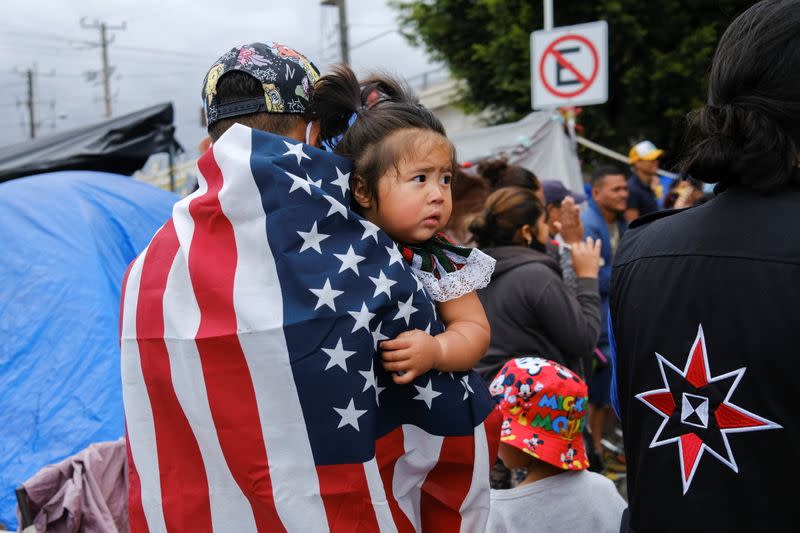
left=380, top=329, right=443, bottom=385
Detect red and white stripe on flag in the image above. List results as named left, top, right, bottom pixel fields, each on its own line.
left=120, top=128, right=499, bottom=532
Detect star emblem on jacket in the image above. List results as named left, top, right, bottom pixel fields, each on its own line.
left=636, top=324, right=781, bottom=494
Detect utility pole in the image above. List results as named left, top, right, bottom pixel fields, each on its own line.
left=321, top=0, right=349, bottom=65
left=13, top=64, right=39, bottom=139
left=26, top=67, right=35, bottom=139
left=81, top=17, right=126, bottom=117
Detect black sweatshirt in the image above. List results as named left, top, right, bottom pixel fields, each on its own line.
left=474, top=246, right=601, bottom=381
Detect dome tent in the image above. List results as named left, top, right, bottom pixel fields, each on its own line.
left=0, top=171, right=177, bottom=528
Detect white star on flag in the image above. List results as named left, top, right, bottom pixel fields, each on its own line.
left=334, top=246, right=366, bottom=275
left=331, top=167, right=350, bottom=197
left=372, top=321, right=389, bottom=349
left=348, top=302, right=375, bottom=333
left=305, top=173, right=322, bottom=189
left=386, top=245, right=405, bottom=268
left=424, top=323, right=431, bottom=335
left=322, top=338, right=356, bottom=371
left=360, top=219, right=380, bottom=242
left=394, top=295, right=418, bottom=325
left=461, top=375, right=474, bottom=400
left=414, top=379, right=442, bottom=409
left=370, top=270, right=397, bottom=299
left=286, top=171, right=313, bottom=195
left=309, top=278, right=343, bottom=311
left=324, top=194, right=348, bottom=219
left=413, top=273, right=424, bottom=292
left=358, top=360, right=385, bottom=404
left=297, top=222, right=330, bottom=253
left=283, top=140, right=311, bottom=165
left=333, top=398, right=367, bottom=431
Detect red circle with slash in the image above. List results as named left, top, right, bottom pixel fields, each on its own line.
left=539, top=34, right=599, bottom=98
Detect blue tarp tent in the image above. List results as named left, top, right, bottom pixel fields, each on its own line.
left=0, top=171, right=177, bottom=528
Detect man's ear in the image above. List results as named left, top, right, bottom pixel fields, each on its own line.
left=306, top=121, right=322, bottom=148
left=351, top=174, right=372, bottom=210
left=198, top=136, right=212, bottom=153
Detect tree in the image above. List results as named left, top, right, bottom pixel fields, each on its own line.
left=393, top=0, right=753, bottom=165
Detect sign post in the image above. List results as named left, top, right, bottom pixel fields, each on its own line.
left=531, top=21, right=608, bottom=109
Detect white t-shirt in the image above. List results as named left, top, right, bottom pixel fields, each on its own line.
left=487, top=470, right=626, bottom=533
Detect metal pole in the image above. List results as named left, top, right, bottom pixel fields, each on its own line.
left=26, top=68, right=35, bottom=139
left=168, top=145, right=175, bottom=192
left=544, top=0, right=554, bottom=30
left=100, top=23, right=112, bottom=118
left=338, top=0, right=350, bottom=65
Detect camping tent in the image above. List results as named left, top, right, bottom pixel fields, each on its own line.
left=0, top=103, right=182, bottom=184
left=450, top=112, right=584, bottom=193
left=0, top=171, right=177, bottom=528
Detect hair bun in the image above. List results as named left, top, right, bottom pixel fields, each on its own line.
left=476, top=159, right=509, bottom=187
left=682, top=102, right=799, bottom=191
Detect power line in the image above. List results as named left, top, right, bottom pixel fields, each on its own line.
left=114, top=44, right=209, bottom=59
left=0, top=23, right=95, bottom=46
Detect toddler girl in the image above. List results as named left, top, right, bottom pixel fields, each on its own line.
left=313, top=66, right=496, bottom=384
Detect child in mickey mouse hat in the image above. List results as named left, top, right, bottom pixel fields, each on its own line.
left=487, top=357, right=626, bottom=533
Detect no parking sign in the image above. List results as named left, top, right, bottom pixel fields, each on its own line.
left=531, top=21, right=608, bottom=109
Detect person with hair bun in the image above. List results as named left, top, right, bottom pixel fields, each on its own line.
left=610, top=1, right=800, bottom=531
left=471, top=186, right=602, bottom=382
left=476, top=158, right=546, bottom=204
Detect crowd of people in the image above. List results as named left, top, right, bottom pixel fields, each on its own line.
left=119, top=0, right=797, bottom=531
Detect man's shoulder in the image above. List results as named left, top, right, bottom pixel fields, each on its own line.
left=629, top=207, right=684, bottom=229
left=580, top=205, right=603, bottom=228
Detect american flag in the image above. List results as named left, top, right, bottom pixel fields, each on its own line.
left=120, top=123, right=500, bottom=532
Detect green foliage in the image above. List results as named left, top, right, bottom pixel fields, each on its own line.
left=393, top=0, right=753, bottom=163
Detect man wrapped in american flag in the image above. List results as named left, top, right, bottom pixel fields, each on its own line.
left=120, top=42, right=500, bottom=532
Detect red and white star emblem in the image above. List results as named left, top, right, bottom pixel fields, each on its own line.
left=636, top=324, right=781, bottom=494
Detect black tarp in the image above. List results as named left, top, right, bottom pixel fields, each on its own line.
left=0, top=102, right=183, bottom=183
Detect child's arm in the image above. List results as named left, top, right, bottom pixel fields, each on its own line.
left=380, top=291, right=490, bottom=385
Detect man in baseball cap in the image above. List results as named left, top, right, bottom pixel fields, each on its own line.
left=201, top=42, right=321, bottom=145
left=541, top=180, right=586, bottom=256
left=625, top=140, right=664, bottom=222
left=486, top=357, right=626, bottom=532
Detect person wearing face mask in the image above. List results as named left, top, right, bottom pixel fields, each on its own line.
left=471, top=186, right=602, bottom=382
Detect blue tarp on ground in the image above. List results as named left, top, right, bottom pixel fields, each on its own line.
left=0, top=171, right=176, bottom=528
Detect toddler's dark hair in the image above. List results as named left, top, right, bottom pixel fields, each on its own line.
left=680, top=0, right=800, bottom=193
left=467, top=187, right=544, bottom=248
left=311, top=65, right=455, bottom=208
left=207, top=71, right=308, bottom=141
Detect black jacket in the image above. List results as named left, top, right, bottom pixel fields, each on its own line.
left=475, top=246, right=600, bottom=381
left=610, top=186, right=800, bottom=532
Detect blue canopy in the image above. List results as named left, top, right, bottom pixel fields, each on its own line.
left=0, top=171, right=177, bottom=528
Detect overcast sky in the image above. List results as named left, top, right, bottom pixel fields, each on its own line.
left=0, top=0, right=439, bottom=155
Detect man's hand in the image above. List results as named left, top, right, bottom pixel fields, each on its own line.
left=380, top=329, right=443, bottom=385
left=554, top=196, right=584, bottom=244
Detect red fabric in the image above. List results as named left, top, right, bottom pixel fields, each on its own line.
left=715, top=404, right=768, bottom=430
left=191, top=153, right=285, bottom=531
left=685, top=338, right=708, bottom=388
left=316, top=464, right=380, bottom=532
left=136, top=221, right=213, bottom=531
left=680, top=433, right=703, bottom=481
left=420, top=435, right=474, bottom=531
left=375, top=428, right=415, bottom=533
